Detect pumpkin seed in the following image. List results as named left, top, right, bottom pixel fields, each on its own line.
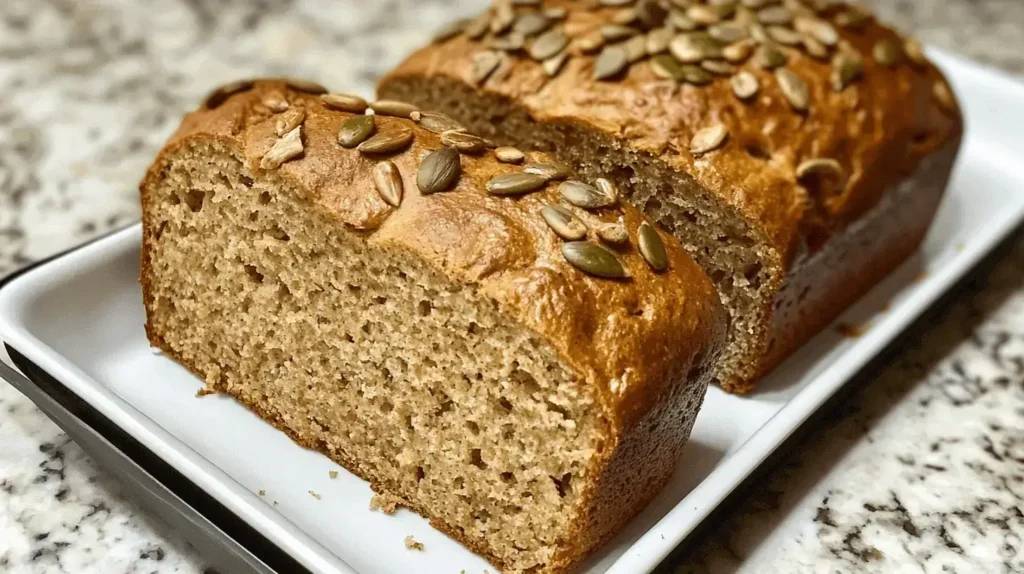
left=338, top=115, right=376, bottom=148
left=651, top=53, right=686, bottom=80
left=687, top=5, right=721, bottom=25
left=741, top=0, right=775, bottom=7
left=680, top=64, right=714, bottom=85
left=637, top=222, right=668, bottom=272
left=372, top=160, right=403, bottom=207
left=204, top=79, right=254, bottom=109
left=495, top=146, right=526, bottom=164
left=757, top=5, right=792, bottom=25
left=600, top=0, right=634, bottom=5
left=577, top=32, right=606, bottom=54
left=613, top=7, right=639, bottom=25
left=440, top=130, right=487, bottom=154
left=670, top=33, right=724, bottom=63
left=465, top=12, right=491, bottom=40
left=690, top=124, right=729, bottom=155
left=321, top=93, right=368, bottom=113
left=701, top=60, right=737, bottom=75
left=417, top=146, right=461, bottom=194
left=285, top=78, right=328, bottom=94
left=470, top=51, right=503, bottom=85
left=488, top=32, right=525, bottom=51
left=524, top=162, right=572, bottom=181
left=646, top=27, right=674, bottom=54
left=794, top=16, right=838, bottom=46
left=560, top=180, right=616, bottom=209
left=370, top=100, right=418, bottom=119
left=596, top=222, right=629, bottom=245
left=263, top=91, right=289, bottom=113
left=753, top=43, right=788, bottom=68
left=669, top=10, right=699, bottom=31
left=542, top=205, right=588, bottom=240
left=416, top=112, right=466, bottom=134
left=594, top=45, right=630, bottom=80
left=731, top=71, right=760, bottom=99
left=601, top=24, right=640, bottom=41
left=543, top=51, right=569, bottom=76
left=514, top=12, right=551, bottom=36
left=835, top=8, right=869, bottom=30
left=432, top=18, right=467, bottom=43
left=796, top=157, right=843, bottom=182
left=748, top=22, right=770, bottom=43
left=260, top=126, right=303, bottom=170
left=562, top=242, right=628, bottom=279
left=486, top=172, right=549, bottom=196
left=595, top=178, right=619, bottom=203
left=530, top=29, right=568, bottom=60
left=624, top=34, right=648, bottom=63
left=767, top=25, right=802, bottom=46
left=709, top=22, right=750, bottom=43
left=830, top=51, right=863, bottom=91
left=904, top=38, right=928, bottom=67
left=544, top=7, right=567, bottom=20
left=637, top=0, right=669, bottom=28
left=275, top=107, right=305, bottom=136
left=357, top=126, right=413, bottom=154
left=723, top=39, right=755, bottom=62
left=776, top=68, right=810, bottom=111
left=873, top=38, right=904, bottom=67
left=933, top=80, right=956, bottom=113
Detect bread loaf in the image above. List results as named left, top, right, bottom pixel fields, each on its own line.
left=378, top=0, right=964, bottom=393
left=140, top=79, right=725, bottom=574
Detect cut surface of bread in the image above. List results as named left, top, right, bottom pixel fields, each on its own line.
left=377, top=0, right=964, bottom=392
left=140, top=80, right=725, bottom=574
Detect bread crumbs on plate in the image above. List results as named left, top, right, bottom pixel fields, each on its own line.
left=370, top=493, right=403, bottom=514
left=329, top=470, right=338, bottom=479
left=836, top=322, right=868, bottom=338
left=404, top=535, right=424, bottom=551
left=258, top=489, right=265, bottom=496
left=308, top=490, right=321, bottom=500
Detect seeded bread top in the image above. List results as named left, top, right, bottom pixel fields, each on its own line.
left=148, top=79, right=726, bottom=431
left=380, top=0, right=963, bottom=266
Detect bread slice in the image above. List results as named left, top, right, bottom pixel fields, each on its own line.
left=140, top=79, right=725, bottom=574
left=377, top=0, right=964, bottom=392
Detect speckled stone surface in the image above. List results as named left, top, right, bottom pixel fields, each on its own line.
left=0, top=1, right=1022, bottom=573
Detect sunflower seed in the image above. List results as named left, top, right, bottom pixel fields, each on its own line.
left=577, top=32, right=606, bottom=53
left=465, top=11, right=491, bottom=39
left=757, top=5, right=792, bottom=24
left=776, top=68, right=810, bottom=111
left=524, top=162, right=572, bottom=181
left=486, top=172, right=549, bottom=196
left=646, top=26, right=673, bottom=54
left=708, top=22, right=750, bottom=43
left=933, top=80, right=956, bottom=113
left=488, top=32, right=526, bottom=51
left=690, top=124, right=729, bottom=155
left=601, top=24, right=640, bottom=41
left=528, top=29, right=567, bottom=61
left=753, top=43, right=788, bottom=68
left=357, top=126, right=413, bottom=154
left=285, top=78, right=328, bottom=94
left=260, top=126, right=303, bottom=170
left=595, top=178, right=619, bottom=203
left=541, top=205, right=588, bottom=240
left=767, top=25, right=802, bottom=45
left=801, top=34, right=829, bottom=59
left=793, top=16, right=838, bottom=46
left=680, top=64, right=714, bottom=85
left=203, top=79, right=254, bottom=109
left=372, top=161, right=403, bottom=207
left=831, top=51, right=863, bottom=91
left=440, top=130, right=487, bottom=154
left=600, top=0, right=634, bottom=6
left=637, top=222, right=668, bottom=272
left=835, top=8, right=869, bottom=30
left=370, top=100, right=418, bottom=119
left=613, top=7, right=639, bottom=25
left=904, top=38, right=928, bottom=67
left=669, top=9, right=699, bottom=31
left=624, top=34, right=648, bottom=62
left=543, top=51, right=569, bottom=76
left=687, top=5, right=721, bottom=25
left=561, top=180, right=616, bottom=209
left=723, top=39, right=755, bottom=62
left=597, top=222, right=629, bottom=244
left=544, top=7, right=567, bottom=20
left=796, top=157, right=843, bottom=182
left=418, top=146, right=461, bottom=194
left=748, top=21, right=770, bottom=43
left=432, top=18, right=467, bottom=43
left=492, top=0, right=516, bottom=33
left=321, top=93, right=368, bottom=113
left=670, top=33, right=724, bottom=63
left=416, top=112, right=466, bottom=134
left=514, top=12, right=551, bottom=36
left=495, top=146, right=526, bottom=164
left=275, top=107, right=305, bottom=136
left=637, top=0, right=669, bottom=28
left=731, top=70, right=760, bottom=99
left=562, top=242, right=628, bottom=279
left=263, top=91, right=289, bottom=112
left=337, top=115, right=376, bottom=148
left=701, top=60, right=737, bottom=75
left=873, top=38, right=904, bottom=67
left=470, top=50, right=503, bottom=85
left=741, top=0, right=775, bottom=7
left=594, top=45, right=630, bottom=80
left=651, top=53, right=684, bottom=80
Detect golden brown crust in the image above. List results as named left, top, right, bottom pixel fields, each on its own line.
left=381, top=0, right=962, bottom=265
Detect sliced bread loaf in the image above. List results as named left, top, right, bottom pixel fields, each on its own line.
left=140, top=79, right=725, bottom=574
left=378, top=0, right=964, bottom=392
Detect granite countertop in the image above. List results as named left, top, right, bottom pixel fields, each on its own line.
left=1, top=1, right=1023, bottom=573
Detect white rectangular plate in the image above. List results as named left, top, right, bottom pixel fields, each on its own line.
left=2, top=50, right=1024, bottom=574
